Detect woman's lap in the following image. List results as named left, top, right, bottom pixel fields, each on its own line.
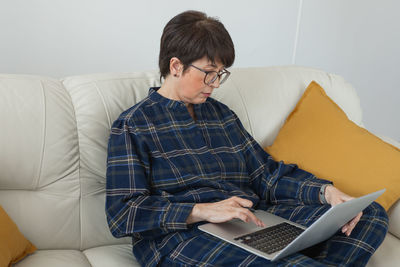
left=161, top=231, right=325, bottom=267
left=160, top=202, right=388, bottom=267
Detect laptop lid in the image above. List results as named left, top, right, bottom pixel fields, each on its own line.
left=273, top=189, right=385, bottom=260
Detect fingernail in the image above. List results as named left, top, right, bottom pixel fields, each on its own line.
left=342, top=227, right=347, bottom=233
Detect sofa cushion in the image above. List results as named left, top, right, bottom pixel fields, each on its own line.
left=388, top=200, right=400, bottom=239
left=0, top=206, right=36, bottom=266
left=367, top=233, right=400, bottom=267
left=83, top=244, right=140, bottom=267
left=265, top=81, right=400, bottom=210
left=13, top=250, right=91, bottom=267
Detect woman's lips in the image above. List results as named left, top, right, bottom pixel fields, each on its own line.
left=202, top=93, right=211, bottom=97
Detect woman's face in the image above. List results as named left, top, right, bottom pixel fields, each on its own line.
left=177, top=56, right=225, bottom=105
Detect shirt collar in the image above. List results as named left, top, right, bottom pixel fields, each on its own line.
left=148, top=87, right=187, bottom=109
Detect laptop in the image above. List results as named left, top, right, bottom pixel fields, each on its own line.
left=198, top=189, right=385, bottom=261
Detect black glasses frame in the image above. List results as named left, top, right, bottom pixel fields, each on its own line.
left=188, top=64, right=231, bottom=86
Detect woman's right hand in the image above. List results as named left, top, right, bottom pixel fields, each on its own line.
left=186, top=196, right=265, bottom=227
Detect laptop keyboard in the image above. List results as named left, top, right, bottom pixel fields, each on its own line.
left=234, top=222, right=304, bottom=254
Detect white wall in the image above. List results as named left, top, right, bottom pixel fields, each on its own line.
left=0, top=0, right=299, bottom=76
left=295, top=0, right=400, bottom=141
left=0, top=0, right=398, bottom=140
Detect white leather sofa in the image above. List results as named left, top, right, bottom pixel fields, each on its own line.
left=0, top=66, right=399, bottom=266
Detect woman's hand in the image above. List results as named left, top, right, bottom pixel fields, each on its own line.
left=186, top=196, right=265, bottom=227
left=324, top=185, right=363, bottom=236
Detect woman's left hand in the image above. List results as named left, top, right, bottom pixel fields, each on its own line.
left=324, top=185, right=363, bottom=236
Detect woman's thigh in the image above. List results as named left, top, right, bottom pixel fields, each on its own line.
left=161, top=229, right=327, bottom=267
left=161, top=233, right=273, bottom=266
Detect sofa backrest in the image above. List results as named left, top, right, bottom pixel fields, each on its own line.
left=62, top=71, right=160, bottom=249
left=0, top=75, right=81, bottom=249
left=0, top=66, right=363, bottom=250
left=214, top=66, right=363, bottom=148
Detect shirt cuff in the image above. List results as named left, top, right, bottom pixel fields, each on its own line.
left=300, top=178, right=333, bottom=205
left=319, top=184, right=331, bottom=204
left=162, top=203, right=195, bottom=231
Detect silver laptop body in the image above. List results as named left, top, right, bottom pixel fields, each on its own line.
left=198, top=189, right=385, bottom=261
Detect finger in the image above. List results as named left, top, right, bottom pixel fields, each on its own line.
left=342, top=221, right=354, bottom=236
left=243, top=207, right=265, bottom=227
left=348, top=212, right=362, bottom=229
left=248, top=212, right=265, bottom=227
left=230, top=196, right=253, bottom=208
left=234, top=209, right=254, bottom=225
left=346, top=223, right=355, bottom=236
left=235, top=210, right=251, bottom=224
left=347, top=212, right=363, bottom=236
left=342, top=212, right=363, bottom=236
left=350, top=212, right=363, bottom=226
left=238, top=208, right=265, bottom=227
left=342, top=221, right=354, bottom=235
left=341, top=221, right=350, bottom=234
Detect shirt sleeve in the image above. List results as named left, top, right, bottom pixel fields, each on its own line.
left=230, top=111, right=333, bottom=206
left=105, top=119, right=195, bottom=240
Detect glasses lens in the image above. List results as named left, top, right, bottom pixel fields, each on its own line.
left=204, top=70, right=230, bottom=85
left=219, top=72, right=230, bottom=84
left=205, top=71, right=218, bottom=85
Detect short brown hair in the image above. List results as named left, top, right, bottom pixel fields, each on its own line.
left=159, top=10, right=235, bottom=80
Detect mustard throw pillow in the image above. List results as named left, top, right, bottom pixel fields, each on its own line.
left=265, top=81, right=400, bottom=210
left=0, top=206, right=37, bottom=266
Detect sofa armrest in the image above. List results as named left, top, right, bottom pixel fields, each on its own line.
left=376, top=134, right=400, bottom=239
left=388, top=201, right=400, bottom=239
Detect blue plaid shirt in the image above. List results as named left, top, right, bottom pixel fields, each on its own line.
left=106, top=88, right=332, bottom=266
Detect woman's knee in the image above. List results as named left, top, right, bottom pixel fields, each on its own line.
left=362, top=201, right=389, bottom=237
left=365, top=202, right=388, bottom=221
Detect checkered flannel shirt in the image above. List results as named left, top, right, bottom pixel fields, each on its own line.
left=105, top=87, right=332, bottom=266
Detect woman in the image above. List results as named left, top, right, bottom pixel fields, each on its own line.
left=106, top=10, right=388, bottom=266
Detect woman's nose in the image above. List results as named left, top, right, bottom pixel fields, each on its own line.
left=209, top=78, right=220, bottom=89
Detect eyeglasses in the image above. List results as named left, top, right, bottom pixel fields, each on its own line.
left=188, top=64, right=231, bottom=86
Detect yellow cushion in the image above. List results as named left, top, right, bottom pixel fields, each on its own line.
left=0, top=206, right=37, bottom=266
left=265, top=81, right=400, bottom=210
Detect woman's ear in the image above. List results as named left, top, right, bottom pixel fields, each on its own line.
left=169, top=57, right=182, bottom=77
